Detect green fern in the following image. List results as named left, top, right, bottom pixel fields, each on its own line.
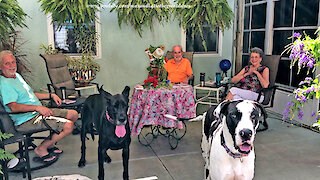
left=0, top=0, right=27, bottom=40
left=0, top=131, right=16, bottom=174
left=38, top=0, right=102, bottom=54
left=110, top=0, right=171, bottom=37
left=174, top=0, right=234, bottom=51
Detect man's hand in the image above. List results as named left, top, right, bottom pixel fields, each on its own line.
left=35, top=106, right=53, bottom=117
left=51, top=94, right=62, bottom=106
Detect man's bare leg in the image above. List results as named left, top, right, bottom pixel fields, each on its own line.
left=34, top=110, right=78, bottom=160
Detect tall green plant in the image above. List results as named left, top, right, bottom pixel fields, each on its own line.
left=0, top=0, right=27, bottom=40
left=110, top=0, right=171, bottom=37
left=174, top=0, right=234, bottom=51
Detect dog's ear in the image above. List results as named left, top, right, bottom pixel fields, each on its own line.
left=217, top=100, right=231, bottom=120
left=122, top=86, right=130, bottom=101
left=98, top=85, right=105, bottom=94
left=99, top=87, right=112, bottom=100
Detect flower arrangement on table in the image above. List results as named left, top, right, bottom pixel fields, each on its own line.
left=144, top=45, right=172, bottom=88
left=282, top=29, right=320, bottom=129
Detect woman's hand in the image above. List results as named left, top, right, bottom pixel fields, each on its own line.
left=248, top=66, right=258, bottom=75
left=51, top=94, right=62, bottom=106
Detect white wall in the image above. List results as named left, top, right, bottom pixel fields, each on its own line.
left=271, top=90, right=319, bottom=126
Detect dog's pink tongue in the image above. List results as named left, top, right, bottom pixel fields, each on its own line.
left=240, top=144, right=251, bottom=152
left=115, top=125, right=126, bottom=138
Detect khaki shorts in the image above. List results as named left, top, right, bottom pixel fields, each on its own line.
left=16, top=108, right=69, bottom=133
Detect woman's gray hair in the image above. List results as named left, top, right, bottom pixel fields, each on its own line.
left=250, top=47, right=264, bottom=58
left=0, top=50, right=14, bottom=64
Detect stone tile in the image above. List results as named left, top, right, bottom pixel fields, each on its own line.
left=7, top=117, right=320, bottom=180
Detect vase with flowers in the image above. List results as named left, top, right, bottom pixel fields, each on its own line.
left=282, top=28, right=320, bottom=129
left=144, top=45, right=171, bottom=88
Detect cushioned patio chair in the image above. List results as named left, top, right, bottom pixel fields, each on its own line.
left=165, top=51, right=194, bottom=85
left=40, top=53, right=85, bottom=105
left=222, top=55, right=281, bottom=131
left=40, top=53, right=97, bottom=133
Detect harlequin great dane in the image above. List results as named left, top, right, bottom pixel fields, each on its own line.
left=201, top=100, right=267, bottom=180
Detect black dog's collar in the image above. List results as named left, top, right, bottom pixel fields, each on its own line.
left=106, top=111, right=115, bottom=125
left=220, top=132, right=249, bottom=159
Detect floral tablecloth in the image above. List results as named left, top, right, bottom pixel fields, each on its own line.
left=129, top=84, right=196, bottom=135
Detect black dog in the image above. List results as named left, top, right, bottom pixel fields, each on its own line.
left=78, top=86, right=131, bottom=180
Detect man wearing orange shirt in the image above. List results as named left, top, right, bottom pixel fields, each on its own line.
left=164, top=45, right=193, bottom=84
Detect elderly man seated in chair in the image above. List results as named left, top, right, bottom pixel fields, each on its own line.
left=225, top=47, right=269, bottom=102
left=0, top=50, right=78, bottom=163
left=164, top=45, right=193, bottom=84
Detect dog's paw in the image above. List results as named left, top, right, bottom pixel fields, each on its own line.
left=78, top=160, right=86, bottom=167
left=104, top=155, right=112, bottom=163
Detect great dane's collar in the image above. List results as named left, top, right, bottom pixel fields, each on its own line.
left=220, top=132, right=249, bottom=160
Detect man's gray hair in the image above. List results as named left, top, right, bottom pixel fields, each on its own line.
left=172, top=45, right=183, bottom=52
left=0, top=50, right=14, bottom=64
left=250, top=47, right=264, bottom=58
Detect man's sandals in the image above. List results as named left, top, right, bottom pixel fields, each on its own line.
left=33, top=147, right=62, bottom=163
left=48, top=147, right=63, bottom=155
left=33, top=153, right=58, bottom=163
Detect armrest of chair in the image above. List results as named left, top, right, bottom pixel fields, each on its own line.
left=188, top=76, right=194, bottom=86
left=88, top=82, right=99, bottom=90
left=46, top=84, right=82, bottom=107
left=221, top=82, right=234, bottom=100
left=47, top=84, right=82, bottom=97
left=256, top=85, right=278, bottom=107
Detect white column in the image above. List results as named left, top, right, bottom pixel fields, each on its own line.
left=264, top=0, right=274, bottom=55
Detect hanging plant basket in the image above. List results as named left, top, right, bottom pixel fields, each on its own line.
left=110, top=0, right=171, bottom=37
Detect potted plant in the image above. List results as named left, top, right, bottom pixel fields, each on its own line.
left=66, top=54, right=101, bottom=86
